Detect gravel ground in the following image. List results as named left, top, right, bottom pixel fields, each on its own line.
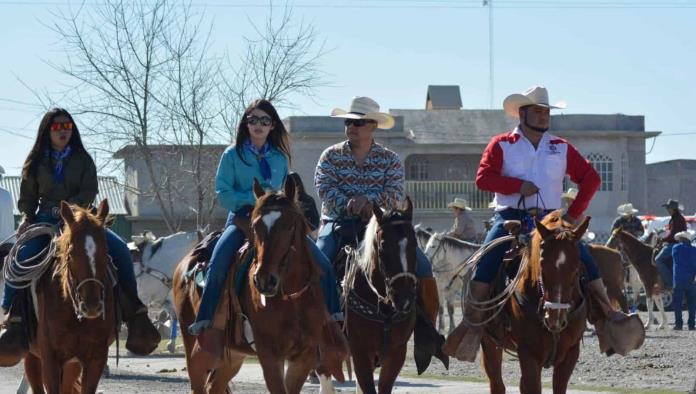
left=401, top=310, right=696, bottom=393
left=1, top=311, right=694, bottom=393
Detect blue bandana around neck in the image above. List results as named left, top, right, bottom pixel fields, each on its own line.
left=243, top=140, right=272, bottom=181
left=49, top=145, right=73, bottom=183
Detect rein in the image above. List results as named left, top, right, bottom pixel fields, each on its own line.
left=135, top=261, right=173, bottom=288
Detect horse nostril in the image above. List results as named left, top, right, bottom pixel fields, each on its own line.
left=268, top=275, right=278, bottom=289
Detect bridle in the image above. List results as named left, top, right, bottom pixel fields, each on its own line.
left=363, top=219, right=418, bottom=308
left=64, top=255, right=116, bottom=321
left=253, top=205, right=312, bottom=301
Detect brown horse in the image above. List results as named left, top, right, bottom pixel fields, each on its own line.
left=23, top=200, right=116, bottom=394
left=343, top=198, right=418, bottom=394
left=588, top=244, right=628, bottom=313
left=173, top=177, right=347, bottom=394
left=606, top=227, right=668, bottom=329
left=481, top=211, right=590, bottom=394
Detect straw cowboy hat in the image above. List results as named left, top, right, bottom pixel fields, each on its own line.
left=675, top=231, right=694, bottom=243
left=331, top=96, right=395, bottom=129
left=447, top=197, right=472, bottom=211
left=503, top=86, right=567, bottom=118
left=617, top=203, right=639, bottom=216
left=561, top=188, right=578, bottom=201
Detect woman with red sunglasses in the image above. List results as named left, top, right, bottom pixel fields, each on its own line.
left=0, top=108, right=160, bottom=366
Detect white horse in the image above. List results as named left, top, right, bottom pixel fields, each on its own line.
left=423, top=232, right=480, bottom=333
left=624, top=264, right=669, bottom=330
left=130, top=230, right=200, bottom=352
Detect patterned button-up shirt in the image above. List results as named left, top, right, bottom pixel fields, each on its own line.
left=315, top=141, right=404, bottom=219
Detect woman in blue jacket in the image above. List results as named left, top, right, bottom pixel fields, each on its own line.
left=189, top=99, right=342, bottom=336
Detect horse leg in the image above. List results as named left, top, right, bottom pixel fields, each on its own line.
left=284, top=348, right=316, bottom=394
left=517, top=348, right=542, bottom=394
left=207, top=355, right=244, bottom=394
left=655, top=295, right=667, bottom=330
left=182, top=331, right=215, bottom=394
left=480, top=336, right=505, bottom=394
left=61, top=361, right=82, bottom=394
left=351, top=350, right=377, bottom=394
left=167, top=303, right=178, bottom=354
left=40, top=351, right=62, bottom=394
left=79, top=353, right=107, bottom=394
left=24, top=352, right=45, bottom=394
left=552, top=343, right=580, bottom=394
left=377, top=344, right=407, bottom=394
left=257, top=350, right=286, bottom=394
left=447, top=301, right=456, bottom=334
left=437, top=305, right=445, bottom=332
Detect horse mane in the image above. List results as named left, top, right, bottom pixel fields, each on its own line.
left=54, top=206, right=104, bottom=300
left=520, top=210, right=579, bottom=286
left=358, top=215, right=380, bottom=279
left=438, top=233, right=481, bottom=250
left=617, top=228, right=652, bottom=252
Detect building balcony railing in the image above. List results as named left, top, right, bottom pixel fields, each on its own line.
left=404, top=180, right=494, bottom=212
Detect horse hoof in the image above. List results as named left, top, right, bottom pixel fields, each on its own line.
left=167, top=342, right=176, bottom=353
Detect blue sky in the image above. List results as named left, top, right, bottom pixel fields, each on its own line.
left=1, top=0, right=695, bottom=174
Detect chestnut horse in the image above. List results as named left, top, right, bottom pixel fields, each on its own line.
left=24, top=200, right=116, bottom=394
left=343, top=198, right=418, bottom=394
left=481, top=211, right=590, bottom=394
left=173, top=177, right=347, bottom=394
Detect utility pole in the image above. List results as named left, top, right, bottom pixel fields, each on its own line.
left=484, top=0, right=494, bottom=108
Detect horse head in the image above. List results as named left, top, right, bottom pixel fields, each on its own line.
left=57, top=199, right=112, bottom=320
left=531, top=211, right=590, bottom=333
left=423, top=231, right=445, bottom=262
left=251, top=176, right=315, bottom=298
left=362, top=197, right=418, bottom=314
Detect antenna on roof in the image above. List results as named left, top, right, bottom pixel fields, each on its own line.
left=484, top=0, right=494, bottom=109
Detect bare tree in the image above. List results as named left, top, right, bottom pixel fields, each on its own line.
left=46, top=0, right=327, bottom=233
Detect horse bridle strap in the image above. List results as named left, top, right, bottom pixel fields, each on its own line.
left=543, top=301, right=571, bottom=310
left=136, top=261, right=173, bottom=288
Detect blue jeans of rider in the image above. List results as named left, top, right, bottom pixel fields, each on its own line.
left=316, top=219, right=434, bottom=278
left=655, top=244, right=674, bottom=289
left=672, top=281, right=696, bottom=329
left=472, top=208, right=601, bottom=284
left=189, top=213, right=343, bottom=336
left=1, top=212, right=138, bottom=311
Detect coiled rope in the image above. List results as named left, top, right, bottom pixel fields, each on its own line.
left=3, top=223, right=58, bottom=289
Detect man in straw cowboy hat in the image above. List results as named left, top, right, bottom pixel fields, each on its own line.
left=314, top=96, right=441, bottom=327
left=671, top=231, right=696, bottom=330
left=612, top=203, right=645, bottom=238
left=444, top=86, right=642, bottom=361
left=446, top=197, right=477, bottom=241
left=654, top=199, right=688, bottom=290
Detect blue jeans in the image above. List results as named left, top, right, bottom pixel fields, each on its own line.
left=189, top=219, right=342, bottom=335
left=472, top=208, right=601, bottom=284
left=672, top=282, right=696, bottom=328
left=316, top=219, right=433, bottom=278
left=655, top=244, right=674, bottom=289
left=1, top=213, right=138, bottom=311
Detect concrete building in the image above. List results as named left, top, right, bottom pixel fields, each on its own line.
left=115, top=86, right=661, bottom=241
left=646, top=159, right=696, bottom=215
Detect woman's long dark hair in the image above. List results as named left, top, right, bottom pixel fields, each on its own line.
left=234, top=99, right=291, bottom=165
left=22, top=108, right=87, bottom=178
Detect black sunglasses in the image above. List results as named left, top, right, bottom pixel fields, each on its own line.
left=344, top=118, right=376, bottom=127
left=246, top=115, right=273, bottom=126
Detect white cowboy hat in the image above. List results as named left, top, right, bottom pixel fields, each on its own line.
left=331, top=96, right=395, bottom=129
left=617, top=203, right=639, bottom=216
left=503, top=86, right=567, bottom=118
left=675, top=231, right=693, bottom=242
left=561, top=188, right=578, bottom=201
left=447, top=197, right=472, bottom=211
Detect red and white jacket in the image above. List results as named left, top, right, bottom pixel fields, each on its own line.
left=476, top=127, right=600, bottom=219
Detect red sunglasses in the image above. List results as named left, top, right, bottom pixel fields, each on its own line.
left=50, top=122, right=74, bottom=132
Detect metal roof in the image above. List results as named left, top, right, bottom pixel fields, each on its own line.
left=0, top=176, right=129, bottom=216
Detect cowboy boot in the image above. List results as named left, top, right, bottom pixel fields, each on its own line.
left=0, top=305, right=29, bottom=367
left=418, top=277, right=440, bottom=326
left=120, top=287, right=161, bottom=355
left=443, top=281, right=490, bottom=362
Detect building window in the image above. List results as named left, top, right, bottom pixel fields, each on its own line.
left=407, top=157, right=429, bottom=180
left=587, top=153, right=614, bottom=191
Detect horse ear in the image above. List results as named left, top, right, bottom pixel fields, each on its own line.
left=96, top=199, right=110, bottom=224
left=60, top=201, right=75, bottom=226
left=284, top=174, right=297, bottom=202
left=534, top=219, right=552, bottom=240
left=253, top=178, right=265, bottom=199
left=403, top=196, right=413, bottom=218
left=372, top=203, right=383, bottom=222
left=572, top=216, right=591, bottom=241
